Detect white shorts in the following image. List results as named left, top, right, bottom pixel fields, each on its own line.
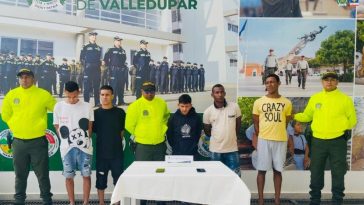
left=256, top=138, right=287, bottom=172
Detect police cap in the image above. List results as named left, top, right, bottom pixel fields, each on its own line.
left=89, top=32, right=98, bottom=36
left=62, top=58, right=68, bottom=61
left=17, top=68, right=34, bottom=77
left=142, top=81, right=156, bottom=92
left=114, top=36, right=122, bottom=41
left=140, top=40, right=148, bottom=44
left=321, top=72, right=338, bottom=80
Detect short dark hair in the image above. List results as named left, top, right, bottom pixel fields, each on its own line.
left=265, top=74, right=280, bottom=83
left=65, top=81, right=79, bottom=92
left=178, top=94, right=192, bottom=104
left=211, top=84, right=224, bottom=93
left=100, top=85, right=114, bottom=94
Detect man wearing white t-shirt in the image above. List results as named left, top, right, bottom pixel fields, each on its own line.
left=203, top=84, right=242, bottom=176
left=53, top=81, right=94, bottom=205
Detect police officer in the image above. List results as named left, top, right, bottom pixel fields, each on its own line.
left=185, top=62, right=192, bottom=92
left=124, top=62, right=129, bottom=91
left=58, top=58, right=71, bottom=98
left=155, top=61, right=161, bottom=92
left=39, top=53, right=53, bottom=93
left=103, top=36, right=127, bottom=105
left=129, top=64, right=137, bottom=95
left=4, top=52, right=17, bottom=92
left=69, top=59, right=77, bottom=82
left=198, top=64, right=205, bottom=92
left=149, top=60, right=156, bottom=84
left=170, top=61, right=178, bottom=93
left=160, top=57, right=169, bottom=94
left=177, top=60, right=185, bottom=93
left=192, top=63, right=199, bottom=92
left=23, top=54, right=35, bottom=74
left=33, top=54, right=42, bottom=78
left=100, top=60, right=108, bottom=86
left=50, top=56, right=58, bottom=95
left=132, top=40, right=151, bottom=99
left=17, top=54, right=25, bottom=72
left=264, top=48, right=278, bottom=81
left=80, top=31, right=102, bottom=105
left=75, top=61, right=83, bottom=92
left=297, top=55, right=309, bottom=89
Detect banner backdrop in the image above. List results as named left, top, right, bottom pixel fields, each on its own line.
left=0, top=114, right=134, bottom=171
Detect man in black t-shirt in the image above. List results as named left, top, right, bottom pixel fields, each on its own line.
left=93, top=85, right=126, bottom=205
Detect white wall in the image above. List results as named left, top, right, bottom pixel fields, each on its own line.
left=0, top=25, right=170, bottom=66
left=0, top=23, right=76, bottom=64
left=181, top=0, right=228, bottom=84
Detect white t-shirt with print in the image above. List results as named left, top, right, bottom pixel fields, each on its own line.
left=53, top=100, right=94, bottom=158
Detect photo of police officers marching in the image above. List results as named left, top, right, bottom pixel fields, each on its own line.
left=0, top=32, right=206, bottom=106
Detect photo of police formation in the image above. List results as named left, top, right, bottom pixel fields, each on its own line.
left=0, top=32, right=206, bottom=107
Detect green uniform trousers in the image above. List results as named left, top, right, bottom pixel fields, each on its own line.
left=309, top=135, right=347, bottom=205
left=12, top=137, right=53, bottom=205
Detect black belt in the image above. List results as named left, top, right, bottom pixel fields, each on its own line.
left=294, top=149, right=305, bottom=155
left=14, top=136, right=45, bottom=141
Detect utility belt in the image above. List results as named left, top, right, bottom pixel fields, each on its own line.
left=14, top=136, right=45, bottom=142
left=294, top=148, right=305, bottom=155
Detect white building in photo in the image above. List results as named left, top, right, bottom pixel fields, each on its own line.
left=0, top=0, right=239, bottom=84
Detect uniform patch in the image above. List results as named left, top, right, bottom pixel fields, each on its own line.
left=315, top=103, right=322, bottom=109
left=13, top=98, right=20, bottom=105
left=143, top=110, right=149, bottom=116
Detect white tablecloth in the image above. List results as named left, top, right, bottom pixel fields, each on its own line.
left=111, top=161, right=251, bottom=205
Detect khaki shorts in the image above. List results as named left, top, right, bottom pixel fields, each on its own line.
left=256, top=138, right=287, bottom=172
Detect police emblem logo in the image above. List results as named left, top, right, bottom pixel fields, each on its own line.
left=349, top=0, right=359, bottom=6
left=13, top=98, right=20, bottom=105
left=45, top=129, right=60, bottom=157
left=27, top=0, right=65, bottom=10
left=337, top=0, right=348, bottom=6
left=198, top=134, right=211, bottom=158
left=181, top=124, right=191, bottom=138
left=0, top=129, right=14, bottom=158
left=315, top=103, right=322, bottom=109
left=143, top=110, right=149, bottom=116
left=0, top=129, right=60, bottom=159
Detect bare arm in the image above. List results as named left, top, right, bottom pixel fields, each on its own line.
left=88, top=121, right=93, bottom=137
left=203, top=124, right=212, bottom=137
left=54, top=124, right=59, bottom=136
left=304, top=144, right=310, bottom=169
left=252, top=114, right=259, bottom=150
left=235, top=116, right=242, bottom=139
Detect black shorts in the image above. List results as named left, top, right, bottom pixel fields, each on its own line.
left=95, top=157, right=123, bottom=190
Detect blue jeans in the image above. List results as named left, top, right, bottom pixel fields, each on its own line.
left=294, top=154, right=305, bottom=170
left=62, top=147, right=92, bottom=178
left=211, top=151, right=241, bottom=176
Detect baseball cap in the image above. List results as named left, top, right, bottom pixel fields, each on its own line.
left=322, top=72, right=338, bottom=80
left=140, top=40, right=148, bottom=44
left=17, top=68, right=34, bottom=77
left=142, top=81, right=156, bottom=92
left=114, top=36, right=122, bottom=41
